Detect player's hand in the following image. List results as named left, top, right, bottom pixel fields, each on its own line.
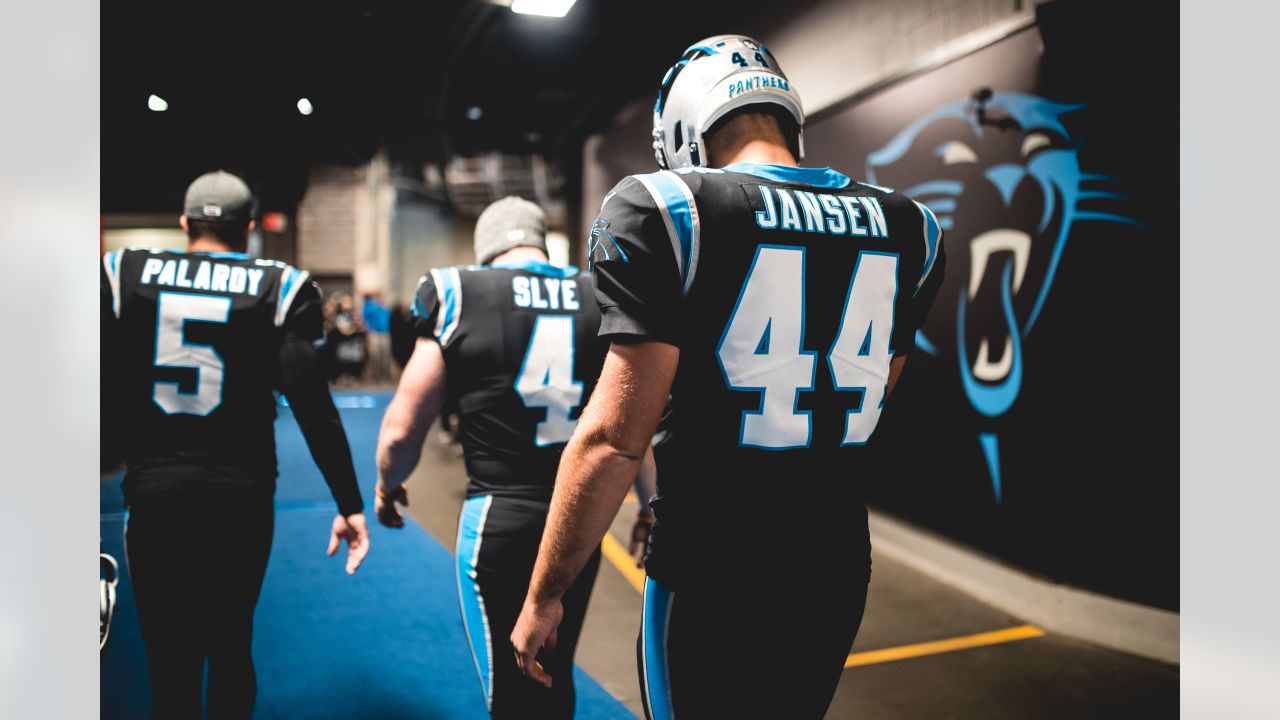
left=629, top=514, right=653, bottom=568
left=328, top=512, right=370, bottom=575
left=511, top=598, right=564, bottom=688
left=375, top=483, right=409, bottom=528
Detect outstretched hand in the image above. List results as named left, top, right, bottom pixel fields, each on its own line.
left=327, top=512, right=370, bottom=575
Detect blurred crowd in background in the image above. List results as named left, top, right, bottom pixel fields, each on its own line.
left=319, top=291, right=416, bottom=386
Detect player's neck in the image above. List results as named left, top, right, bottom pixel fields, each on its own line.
left=490, top=247, right=549, bottom=266
left=713, top=138, right=797, bottom=168
left=188, top=238, right=238, bottom=254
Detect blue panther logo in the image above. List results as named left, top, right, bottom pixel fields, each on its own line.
left=866, top=92, right=1139, bottom=502
left=588, top=217, right=629, bottom=270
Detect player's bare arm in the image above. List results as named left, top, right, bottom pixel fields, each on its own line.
left=512, top=340, right=678, bottom=687
left=375, top=336, right=448, bottom=527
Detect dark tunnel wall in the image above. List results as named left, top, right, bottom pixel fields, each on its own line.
left=804, top=11, right=1177, bottom=610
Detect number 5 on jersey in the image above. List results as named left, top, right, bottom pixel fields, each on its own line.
left=516, top=315, right=584, bottom=446
left=717, top=246, right=899, bottom=449
left=153, top=292, right=232, bottom=416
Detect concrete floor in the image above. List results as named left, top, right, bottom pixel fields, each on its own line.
left=402, top=429, right=1179, bottom=719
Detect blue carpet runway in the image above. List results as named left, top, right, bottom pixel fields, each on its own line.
left=100, top=391, right=633, bottom=719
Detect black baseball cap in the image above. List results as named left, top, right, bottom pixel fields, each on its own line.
left=183, top=170, right=253, bottom=223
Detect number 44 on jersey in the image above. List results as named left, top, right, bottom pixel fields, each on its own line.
left=717, top=246, right=899, bottom=450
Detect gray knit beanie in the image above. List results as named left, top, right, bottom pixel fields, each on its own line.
left=474, top=196, right=548, bottom=265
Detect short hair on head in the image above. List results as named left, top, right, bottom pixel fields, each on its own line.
left=704, top=105, right=800, bottom=160
left=186, top=219, right=250, bottom=250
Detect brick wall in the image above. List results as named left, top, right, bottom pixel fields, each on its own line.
left=296, top=164, right=367, bottom=275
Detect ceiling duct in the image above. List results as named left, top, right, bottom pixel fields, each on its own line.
left=441, top=152, right=565, bottom=227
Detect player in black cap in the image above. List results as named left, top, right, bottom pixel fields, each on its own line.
left=374, top=196, right=655, bottom=719
left=101, top=170, right=370, bottom=718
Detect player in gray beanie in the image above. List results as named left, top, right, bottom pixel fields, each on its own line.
left=474, top=196, right=549, bottom=265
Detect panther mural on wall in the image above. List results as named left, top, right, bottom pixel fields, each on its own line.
left=865, top=92, right=1140, bottom=501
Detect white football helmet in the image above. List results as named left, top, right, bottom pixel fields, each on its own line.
left=652, top=35, right=804, bottom=170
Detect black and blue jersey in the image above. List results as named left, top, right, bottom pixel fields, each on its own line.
left=101, top=248, right=325, bottom=502
left=589, top=162, right=946, bottom=586
left=412, top=260, right=607, bottom=502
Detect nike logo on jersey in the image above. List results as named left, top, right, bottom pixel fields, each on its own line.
left=753, top=186, right=889, bottom=238
left=139, top=257, right=265, bottom=296
left=512, top=275, right=580, bottom=311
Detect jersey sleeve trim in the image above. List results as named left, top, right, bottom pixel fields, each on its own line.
left=274, top=266, right=312, bottom=327
left=911, top=200, right=943, bottom=295
left=102, top=250, right=123, bottom=318
left=857, top=180, right=894, bottom=193
left=410, top=276, right=428, bottom=319
left=429, top=266, right=463, bottom=345
left=633, top=171, right=701, bottom=296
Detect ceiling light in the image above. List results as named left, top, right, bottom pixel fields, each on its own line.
left=511, top=0, right=577, bottom=18
left=147, top=94, right=168, bottom=112
left=297, top=97, right=314, bottom=116
left=467, top=106, right=483, bottom=121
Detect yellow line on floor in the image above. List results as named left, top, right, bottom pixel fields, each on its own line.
left=603, top=527, right=1045, bottom=670
left=600, top=532, right=647, bottom=593
left=844, top=625, right=1045, bottom=668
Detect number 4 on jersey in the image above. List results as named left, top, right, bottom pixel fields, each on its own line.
left=716, top=246, right=816, bottom=449
left=717, top=246, right=898, bottom=449
left=516, top=315, right=584, bottom=446
left=829, top=251, right=899, bottom=445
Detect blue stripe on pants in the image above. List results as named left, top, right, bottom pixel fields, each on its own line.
left=456, top=495, right=495, bottom=709
left=641, top=577, right=675, bottom=720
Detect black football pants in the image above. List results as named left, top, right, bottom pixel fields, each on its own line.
left=456, top=494, right=602, bottom=719
left=125, top=488, right=274, bottom=719
left=639, top=568, right=870, bottom=720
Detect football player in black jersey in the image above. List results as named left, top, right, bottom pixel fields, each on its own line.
left=101, top=171, right=370, bottom=718
left=513, top=36, right=946, bottom=718
left=374, top=196, right=655, bottom=719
